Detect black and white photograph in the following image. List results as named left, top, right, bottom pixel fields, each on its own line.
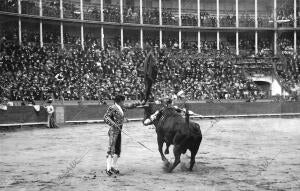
left=0, top=0, right=300, bottom=190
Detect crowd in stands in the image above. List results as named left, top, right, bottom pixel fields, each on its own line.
left=258, top=15, right=274, bottom=28
left=0, top=24, right=295, bottom=57
left=0, top=1, right=299, bottom=105
left=21, top=30, right=40, bottom=44
left=0, top=23, right=299, bottom=103
left=220, top=13, right=235, bottom=27
left=18, top=29, right=82, bottom=47
left=258, top=38, right=273, bottom=57
left=276, top=33, right=299, bottom=95
left=181, top=14, right=197, bottom=26
left=1, top=29, right=270, bottom=102
left=43, top=0, right=60, bottom=18
left=2, top=0, right=298, bottom=28
left=200, top=12, right=217, bottom=27
left=21, top=0, right=40, bottom=16
left=279, top=34, right=294, bottom=52
left=124, top=7, right=140, bottom=23
left=154, top=50, right=259, bottom=100
left=83, top=5, right=101, bottom=21
left=0, top=0, right=18, bottom=13
left=276, top=3, right=295, bottom=27
left=143, top=8, right=159, bottom=25
left=276, top=55, right=300, bottom=96
left=239, top=13, right=255, bottom=27
left=162, top=9, right=179, bottom=25
left=104, top=5, right=120, bottom=22
left=0, top=41, right=144, bottom=102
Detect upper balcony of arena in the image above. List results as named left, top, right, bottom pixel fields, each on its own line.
left=0, top=0, right=299, bottom=30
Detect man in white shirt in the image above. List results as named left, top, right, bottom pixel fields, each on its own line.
left=45, top=98, right=58, bottom=128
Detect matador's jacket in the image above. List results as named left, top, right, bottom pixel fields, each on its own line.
left=104, top=103, right=137, bottom=157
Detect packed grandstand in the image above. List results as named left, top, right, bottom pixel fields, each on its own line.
left=0, top=0, right=299, bottom=103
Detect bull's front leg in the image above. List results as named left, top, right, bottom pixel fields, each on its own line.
left=164, top=133, right=173, bottom=155
left=157, top=135, right=167, bottom=161
left=164, top=142, right=170, bottom=155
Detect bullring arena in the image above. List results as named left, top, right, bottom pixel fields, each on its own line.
left=1, top=0, right=300, bottom=190
left=1, top=116, right=300, bottom=191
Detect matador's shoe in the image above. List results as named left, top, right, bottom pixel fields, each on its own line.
left=111, top=167, right=120, bottom=174
left=105, top=169, right=113, bottom=176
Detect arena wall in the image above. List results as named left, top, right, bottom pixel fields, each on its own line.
left=0, top=106, right=48, bottom=126
left=1, top=102, right=299, bottom=126
left=62, top=101, right=300, bottom=124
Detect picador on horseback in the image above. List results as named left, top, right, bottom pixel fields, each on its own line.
left=141, top=48, right=202, bottom=173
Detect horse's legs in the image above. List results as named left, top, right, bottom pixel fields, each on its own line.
left=168, top=144, right=181, bottom=173
left=157, top=135, right=167, bottom=161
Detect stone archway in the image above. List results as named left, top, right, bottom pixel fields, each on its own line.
left=250, top=75, right=289, bottom=96
left=253, top=81, right=272, bottom=97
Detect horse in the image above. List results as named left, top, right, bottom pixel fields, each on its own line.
left=143, top=103, right=202, bottom=172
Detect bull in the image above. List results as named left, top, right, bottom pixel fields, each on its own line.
left=142, top=104, right=202, bottom=172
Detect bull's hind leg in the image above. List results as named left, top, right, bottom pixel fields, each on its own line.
left=168, top=145, right=181, bottom=173
left=189, top=150, right=196, bottom=171
left=157, top=135, right=167, bottom=161
left=168, top=133, right=188, bottom=172
left=189, top=139, right=201, bottom=171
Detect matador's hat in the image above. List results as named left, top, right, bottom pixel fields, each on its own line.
left=114, top=94, right=125, bottom=103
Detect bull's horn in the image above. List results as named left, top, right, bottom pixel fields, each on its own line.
left=136, top=105, right=149, bottom=108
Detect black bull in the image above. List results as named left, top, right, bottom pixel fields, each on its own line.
left=143, top=104, right=202, bottom=172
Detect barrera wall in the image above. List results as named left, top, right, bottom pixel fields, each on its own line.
left=62, top=102, right=300, bottom=124
left=0, top=106, right=48, bottom=126
left=1, top=102, right=299, bottom=126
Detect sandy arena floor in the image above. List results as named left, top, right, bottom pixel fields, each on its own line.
left=0, top=118, right=300, bottom=191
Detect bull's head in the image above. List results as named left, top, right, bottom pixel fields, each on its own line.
left=141, top=103, right=164, bottom=126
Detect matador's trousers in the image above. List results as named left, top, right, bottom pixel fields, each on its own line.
left=107, top=126, right=122, bottom=157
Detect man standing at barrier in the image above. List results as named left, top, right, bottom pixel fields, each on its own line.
left=103, top=94, right=140, bottom=176
left=45, top=98, right=59, bottom=128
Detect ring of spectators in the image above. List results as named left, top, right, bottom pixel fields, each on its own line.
left=258, top=15, right=274, bottom=28
left=162, top=9, right=179, bottom=25
left=1, top=0, right=298, bottom=29
left=0, top=0, right=18, bottom=13
left=239, top=12, right=255, bottom=27
left=1, top=29, right=299, bottom=102
left=200, top=12, right=217, bottom=27
left=84, top=5, right=101, bottom=21
left=21, top=0, right=39, bottom=15
left=104, top=5, right=120, bottom=23
left=123, top=7, right=140, bottom=24
left=220, top=13, right=236, bottom=27
left=43, top=0, right=60, bottom=18
left=276, top=56, right=300, bottom=96
left=181, top=14, right=198, bottom=26
left=277, top=4, right=294, bottom=28
left=143, top=8, right=159, bottom=25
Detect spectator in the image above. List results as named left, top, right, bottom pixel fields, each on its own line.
left=45, top=98, right=59, bottom=128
